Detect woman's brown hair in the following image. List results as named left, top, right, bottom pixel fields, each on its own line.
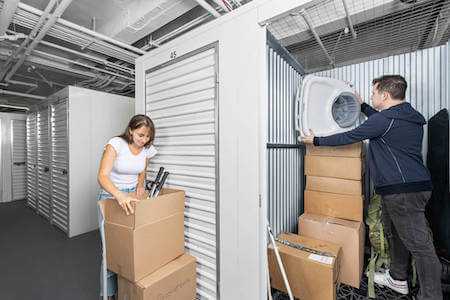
left=118, top=114, right=155, bottom=148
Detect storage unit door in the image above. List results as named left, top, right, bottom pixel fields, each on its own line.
left=50, top=100, right=69, bottom=233
left=11, top=119, right=26, bottom=200
left=37, top=107, right=51, bottom=219
left=145, top=45, right=218, bottom=299
left=26, top=113, right=38, bottom=209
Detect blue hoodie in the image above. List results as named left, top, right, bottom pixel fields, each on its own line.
left=313, top=102, right=432, bottom=195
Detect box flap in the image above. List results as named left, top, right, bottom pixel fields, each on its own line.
left=104, top=188, right=185, bottom=228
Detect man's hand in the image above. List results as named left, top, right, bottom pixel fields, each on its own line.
left=300, top=129, right=315, bottom=144
left=354, top=90, right=363, bottom=105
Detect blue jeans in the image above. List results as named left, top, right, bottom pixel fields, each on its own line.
left=97, top=187, right=135, bottom=298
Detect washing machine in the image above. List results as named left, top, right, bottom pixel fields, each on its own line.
left=295, top=75, right=361, bottom=140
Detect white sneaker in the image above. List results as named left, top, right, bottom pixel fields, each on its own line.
left=373, top=270, right=409, bottom=295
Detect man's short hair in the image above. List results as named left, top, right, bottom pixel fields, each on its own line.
left=372, top=75, right=407, bottom=100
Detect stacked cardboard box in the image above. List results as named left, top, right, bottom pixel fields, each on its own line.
left=101, top=189, right=197, bottom=300
left=299, top=143, right=365, bottom=288
left=268, top=233, right=342, bottom=300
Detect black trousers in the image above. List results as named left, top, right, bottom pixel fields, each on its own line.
left=381, top=191, right=442, bottom=300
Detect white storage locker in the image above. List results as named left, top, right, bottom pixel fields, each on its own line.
left=11, top=119, right=27, bottom=201
left=145, top=45, right=219, bottom=299
left=37, top=106, right=51, bottom=220
left=50, top=99, right=69, bottom=233
left=27, top=86, right=134, bottom=237
left=0, top=112, right=27, bottom=203
left=26, top=112, right=38, bottom=210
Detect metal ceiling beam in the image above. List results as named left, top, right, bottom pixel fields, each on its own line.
left=0, top=104, right=29, bottom=111
left=0, top=0, right=20, bottom=35
left=194, top=0, right=221, bottom=18
left=341, top=0, right=357, bottom=39
left=0, top=89, right=46, bottom=100
left=4, top=0, right=74, bottom=82
left=299, top=9, right=334, bottom=66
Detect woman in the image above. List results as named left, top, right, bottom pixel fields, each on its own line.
left=97, top=114, right=157, bottom=300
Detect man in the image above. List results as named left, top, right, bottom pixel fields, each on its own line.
left=302, top=75, right=442, bottom=300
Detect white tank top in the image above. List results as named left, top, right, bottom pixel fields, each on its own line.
left=107, top=137, right=157, bottom=189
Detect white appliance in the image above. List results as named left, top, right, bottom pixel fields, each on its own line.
left=295, top=75, right=361, bottom=139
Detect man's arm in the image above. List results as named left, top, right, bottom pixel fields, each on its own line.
left=313, top=114, right=390, bottom=146
left=361, top=102, right=378, bottom=117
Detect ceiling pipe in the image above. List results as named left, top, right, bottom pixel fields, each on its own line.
left=6, top=29, right=135, bottom=75
left=299, top=9, right=335, bottom=66
left=0, top=89, right=46, bottom=100
left=211, top=0, right=230, bottom=12
left=0, top=104, right=30, bottom=111
left=0, top=0, right=20, bottom=35
left=17, top=2, right=146, bottom=55
left=194, top=0, right=221, bottom=18
left=4, top=0, right=74, bottom=82
left=0, top=0, right=58, bottom=81
left=341, top=0, right=357, bottom=39
left=0, top=79, right=38, bottom=88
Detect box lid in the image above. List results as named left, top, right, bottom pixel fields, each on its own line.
left=103, top=188, right=185, bottom=228
left=306, top=142, right=362, bottom=157
left=136, top=254, right=196, bottom=289
left=271, top=232, right=341, bottom=269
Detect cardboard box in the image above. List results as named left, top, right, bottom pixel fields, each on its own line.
left=268, top=233, right=341, bottom=300
left=305, top=156, right=363, bottom=180
left=306, top=176, right=362, bottom=195
left=118, top=253, right=197, bottom=300
left=103, top=189, right=185, bottom=282
left=304, top=190, right=363, bottom=222
left=298, top=213, right=365, bottom=288
left=306, top=143, right=362, bottom=158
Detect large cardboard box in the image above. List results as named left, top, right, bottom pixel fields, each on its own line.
left=306, top=143, right=362, bottom=157
left=298, top=213, right=365, bottom=288
left=304, top=190, right=363, bottom=222
left=118, top=253, right=197, bottom=300
left=268, top=233, right=341, bottom=300
left=306, top=176, right=362, bottom=195
left=103, top=189, right=185, bottom=282
left=305, top=155, right=363, bottom=180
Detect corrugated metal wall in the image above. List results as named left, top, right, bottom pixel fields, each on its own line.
left=267, top=38, right=304, bottom=237
left=315, top=41, right=450, bottom=121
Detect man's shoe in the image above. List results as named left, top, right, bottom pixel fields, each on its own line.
left=373, top=270, right=409, bottom=295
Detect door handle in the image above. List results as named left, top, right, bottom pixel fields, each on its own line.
left=62, top=169, right=67, bottom=175
left=44, top=167, right=50, bottom=172
left=13, top=162, right=26, bottom=166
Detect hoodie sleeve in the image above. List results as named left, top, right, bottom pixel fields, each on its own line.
left=361, top=102, right=378, bottom=117
left=313, top=113, right=390, bottom=146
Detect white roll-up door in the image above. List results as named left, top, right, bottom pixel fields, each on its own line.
left=50, top=100, right=69, bottom=233
left=26, top=113, right=38, bottom=209
left=11, top=119, right=26, bottom=200
left=145, top=45, right=219, bottom=299
left=37, top=107, right=51, bottom=220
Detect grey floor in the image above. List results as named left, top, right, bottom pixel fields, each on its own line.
left=0, top=200, right=100, bottom=300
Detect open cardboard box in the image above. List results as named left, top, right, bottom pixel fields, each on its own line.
left=99, top=188, right=185, bottom=282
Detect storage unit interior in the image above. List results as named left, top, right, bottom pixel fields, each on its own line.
left=0, top=0, right=449, bottom=299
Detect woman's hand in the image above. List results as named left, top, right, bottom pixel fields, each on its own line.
left=136, top=186, right=146, bottom=199
left=116, top=193, right=139, bottom=215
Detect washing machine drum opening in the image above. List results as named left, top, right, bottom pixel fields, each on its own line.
left=332, top=92, right=360, bottom=128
